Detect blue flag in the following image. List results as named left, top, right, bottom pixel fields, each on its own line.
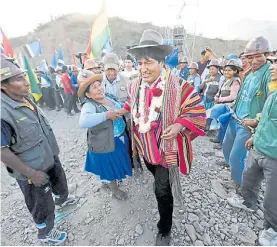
left=23, top=40, right=42, bottom=58
left=57, top=46, right=64, bottom=66
left=165, top=48, right=179, bottom=69
left=103, top=37, right=113, bottom=54
left=30, top=40, right=41, bottom=56
left=39, top=59, right=49, bottom=73
left=51, top=52, right=58, bottom=69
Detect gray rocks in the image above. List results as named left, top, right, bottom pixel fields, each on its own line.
left=200, top=221, right=210, bottom=228
left=92, top=186, right=100, bottom=193
left=208, top=218, right=215, bottom=227
left=185, top=224, right=197, bottom=242
left=238, top=226, right=257, bottom=245
left=214, top=240, right=221, bottom=246
left=231, top=217, right=238, bottom=223
left=203, top=233, right=212, bottom=246
left=193, top=222, right=204, bottom=233
left=211, top=179, right=228, bottom=199
left=84, top=216, right=95, bottom=224
left=188, top=213, right=199, bottom=222
left=117, top=238, right=125, bottom=245
left=135, top=224, right=144, bottom=235
left=230, top=224, right=239, bottom=235
left=68, top=183, right=77, bottom=193
left=255, top=219, right=264, bottom=230
left=68, top=232, right=75, bottom=242
left=199, top=180, right=210, bottom=189
left=185, top=236, right=191, bottom=243
left=207, top=193, right=218, bottom=203
left=1, top=119, right=266, bottom=247
left=256, top=209, right=264, bottom=219
left=190, top=185, right=202, bottom=193
left=181, top=219, right=187, bottom=224
left=1, top=192, right=9, bottom=198
left=195, top=240, right=204, bottom=246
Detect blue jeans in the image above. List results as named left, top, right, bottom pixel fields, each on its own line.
left=210, top=104, right=232, bottom=144
left=222, top=117, right=252, bottom=185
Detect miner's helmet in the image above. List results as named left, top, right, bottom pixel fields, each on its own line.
left=0, top=54, right=26, bottom=82
left=244, top=36, right=271, bottom=56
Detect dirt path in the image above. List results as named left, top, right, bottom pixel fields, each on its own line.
left=1, top=108, right=264, bottom=246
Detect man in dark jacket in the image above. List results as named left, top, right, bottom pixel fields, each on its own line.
left=1, top=55, right=77, bottom=245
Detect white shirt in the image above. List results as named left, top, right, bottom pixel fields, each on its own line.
left=56, top=74, right=63, bottom=88
left=40, top=77, right=51, bottom=88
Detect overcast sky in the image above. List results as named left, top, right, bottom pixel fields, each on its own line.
left=1, top=0, right=277, bottom=39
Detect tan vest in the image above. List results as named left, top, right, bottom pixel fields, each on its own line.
left=102, top=73, right=130, bottom=104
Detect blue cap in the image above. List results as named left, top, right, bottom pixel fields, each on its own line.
left=225, top=53, right=239, bottom=60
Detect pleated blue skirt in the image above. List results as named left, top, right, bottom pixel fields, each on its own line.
left=84, top=132, right=132, bottom=182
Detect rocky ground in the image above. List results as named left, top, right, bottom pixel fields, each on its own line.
left=1, top=107, right=265, bottom=246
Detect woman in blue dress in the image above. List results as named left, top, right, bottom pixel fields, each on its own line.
left=78, top=74, right=132, bottom=200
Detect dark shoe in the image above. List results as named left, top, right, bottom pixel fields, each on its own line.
left=133, top=157, right=143, bottom=175
left=210, top=137, right=220, bottom=143
left=74, top=109, right=80, bottom=113
left=56, top=108, right=61, bottom=112
left=205, top=118, right=213, bottom=132
left=67, top=112, right=74, bottom=116
left=216, top=160, right=229, bottom=167
left=235, top=185, right=243, bottom=197
left=155, top=233, right=171, bottom=246
left=213, top=143, right=222, bottom=150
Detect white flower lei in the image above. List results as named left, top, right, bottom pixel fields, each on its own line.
left=133, top=76, right=165, bottom=134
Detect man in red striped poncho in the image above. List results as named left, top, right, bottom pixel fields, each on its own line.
left=118, top=29, right=206, bottom=246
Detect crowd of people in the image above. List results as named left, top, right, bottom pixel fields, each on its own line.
left=1, top=29, right=277, bottom=246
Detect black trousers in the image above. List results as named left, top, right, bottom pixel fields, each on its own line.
left=17, top=156, right=68, bottom=238
left=41, top=87, right=55, bottom=109
left=64, top=93, right=79, bottom=114
left=144, top=160, right=173, bottom=236
left=53, top=89, right=64, bottom=110
left=72, top=93, right=79, bottom=111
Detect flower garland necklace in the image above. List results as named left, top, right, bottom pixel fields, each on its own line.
left=133, top=75, right=166, bottom=134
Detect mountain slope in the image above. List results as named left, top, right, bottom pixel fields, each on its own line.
left=9, top=13, right=247, bottom=66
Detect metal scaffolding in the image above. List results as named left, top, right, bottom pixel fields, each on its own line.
left=164, top=0, right=199, bottom=62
